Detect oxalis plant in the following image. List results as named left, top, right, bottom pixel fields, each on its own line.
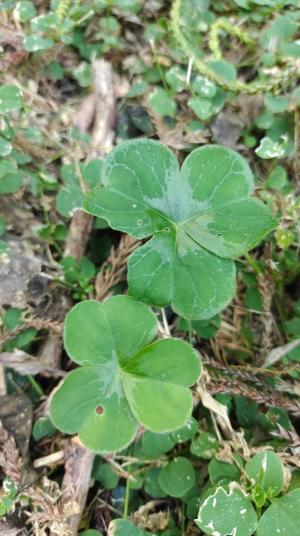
left=101, top=450, right=300, bottom=536
left=195, top=450, right=300, bottom=536
left=50, top=139, right=278, bottom=534
left=84, top=139, right=275, bottom=319
left=50, top=295, right=201, bottom=452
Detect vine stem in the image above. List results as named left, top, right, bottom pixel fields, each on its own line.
left=170, top=0, right=297, bottom=94
left=55, top=0, right=72, bottom=20
left=208, top=18, right=255, bottom=60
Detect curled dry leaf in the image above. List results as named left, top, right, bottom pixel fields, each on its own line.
left=196, top=384, right=234, bottom=436
left=262, top=338, right=300, bottom=367
left=133, top=502, right=169, bottom=532
left=0, top=521, right=27, bottom=536
left=0, top=350, right=65, bottom=377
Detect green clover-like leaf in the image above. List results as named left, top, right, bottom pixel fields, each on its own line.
left=256, top=489, right=300, bottom=536
left=84, top=140, right=275, bottom=319
left=195, top=486, right=257, bottom=536
left=50, top=295, right=201, bottom=453
left=0, top=85, right=24, bottom=113
left=245, top=450, right=284, bottom=497
left=159, top=456, right=196, bottom=498
left=108, top=519, right=156, bottom=536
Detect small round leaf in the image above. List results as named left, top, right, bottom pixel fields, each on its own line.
left=208, top=457, right=240, bottom=486
left=257, top=489, right=300, bottom=536
left=23, top=35, right=54, bottom=52
left=92, top=460, right=119, bottom=490
left=140, top=431, right=175, bottom=458
left=190, top=432, right=218, bottom=459
left=149, top=88, right=177, bottom=116
left=171, top=416, right=198, bottom=443
left=108, top=519, right=153, bottom=536
left=159, top=457, right=196, bottom=497
left=195, top=486, right=257, bottom=536
left=245, top=450, right=284, bottom=497
left=0, top=85, right=23, bottom=113
left=14, top=1, right=36, bottom=22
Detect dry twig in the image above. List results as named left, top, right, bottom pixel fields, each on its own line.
left=262, top=338, right=300, bottom=368
left=258, top=247, right=275, bottom=360
left=95, top=234, right=140, bottom=300
left=0, top=421, right=22, bottom=485
left=206, top=374, right=300, bottom=417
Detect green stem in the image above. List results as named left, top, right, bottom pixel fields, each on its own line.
left=244, top=252, right=262, bottom=275
left=256, top=506, right=262, bottom=519
left=123, top=466, right=131, bottom=519
left=27, top=375, right=43, bottom=397
left=170, top=0, right=297, bottom=94
left=209, top=19, right=255, bottom=60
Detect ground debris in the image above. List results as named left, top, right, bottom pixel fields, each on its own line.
left=0, top=237, right=41, bottom=309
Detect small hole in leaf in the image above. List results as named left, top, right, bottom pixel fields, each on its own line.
left=95, top=406, right=104, bottom=415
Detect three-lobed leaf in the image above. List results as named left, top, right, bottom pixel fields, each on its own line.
left=84, top=140, right=275, bottom=319
left=50, top=295, right=201, bottom=453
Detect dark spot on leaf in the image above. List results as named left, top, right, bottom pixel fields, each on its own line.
left=95, top=406, right=104, bottom=415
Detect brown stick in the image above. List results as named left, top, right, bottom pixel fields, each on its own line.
left=37, top=332, right=63, bottom=370
left=59, top=439, right=95, bottom=534
left=207, top=377, right=300, bottom=417
left=64, top=210, right=94, bottom=260
left=64, top=59, right=115, bottom=259
left=50, top=60, right=117, bottom=536
left=95, top=234, right=140, bottom=300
